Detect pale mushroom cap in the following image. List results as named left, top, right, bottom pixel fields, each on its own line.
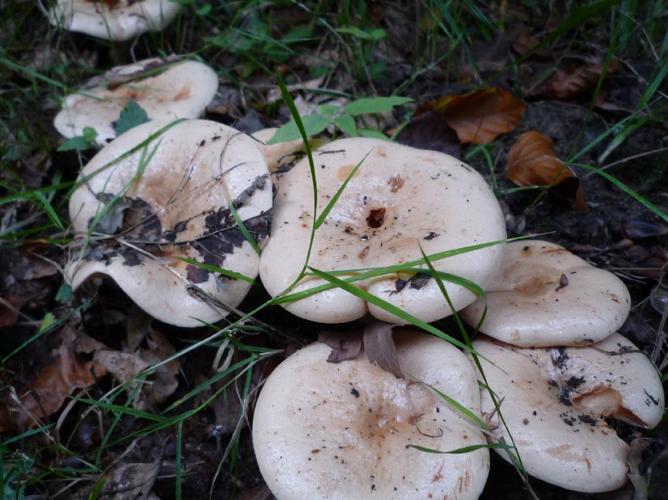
left=251, top=128, right=304, bottom=173
left=461, top=240, right=631, bottom=347
left=259, top=138, right=506, bottom=324
left=54, top=57, right=218, bottom=146
left=474, top=334, right=664, bottom=492
left=253, top=331, right=489, bottom=499
left=66, top=119, right=271, bottom=327
left=49, top=0, right=181, bottom=41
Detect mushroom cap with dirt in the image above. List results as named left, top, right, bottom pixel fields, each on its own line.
left=54, top=57, right=218, bottom=147
left=66, top=119, right=271, bottom=327
left=461, top=240, right=631, bottom=347
left=473, top=333, right=664, bottom=493
left=259, top=137, right=506, bottom=324
left=253, top=330, right=490, bottom=499
left=48, top=0, right=181, bottom=41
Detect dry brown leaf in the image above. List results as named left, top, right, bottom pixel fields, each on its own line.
left=362, top=323, right=403, bottom=378
left=530, top=63, right=613, bottom=100
left=425, top=88, right=526, bottom=144
left=93, top=350, right=150, bottom=384
left=139, top=329, right=180, bottom=408
left=506, top=131, right=586, bottom=210
left=0, top=294, right=23, bottom=330
left=2, top=328, right=106, bottom=431
left=100, top=460, right=161, bottom=500
left=318, top=330, right=363, bottom=363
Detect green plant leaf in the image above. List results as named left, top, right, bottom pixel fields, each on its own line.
left=358, top=128, right=389, bottom=140
left=267, top=113, right=330, bottom=144
left=333, top=114, right=358, bottom=136
left=336, top=26, right=386, bottom=41
left=57, top=126, right=98, bottom=151
left=55, top=283, right=72, bottom=303
left=344, top=96, right=412, bottom=116
left=113, top=100, right=150, bottom=136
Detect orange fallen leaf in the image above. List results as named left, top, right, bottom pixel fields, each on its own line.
left=424, top=88, right=526, bottom=144
left=506, top=131, right=586, bottom=210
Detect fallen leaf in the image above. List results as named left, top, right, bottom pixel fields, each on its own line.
left=530, top=62, right=616, bottom=100
left=93, top=350, right=150, bottom=384
left=0, top=294, right=23, bottom=330
left=505, top=131, right=586, bottom=209
left=2, top=328, right=106, bottom=431
left=100, top=460, right=160, bottom=500
left=318, top=330, right=363, bottom=363
left=362, top=323, right=403, bottom=378
left=422, top=88, right=526, bottom=144
left=395, top=111, right=461, bottom=158
left=139, top=329, right=180, bottom=408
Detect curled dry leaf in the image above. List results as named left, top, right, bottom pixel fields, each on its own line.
left=318, top=330, right=363, bottom=363
left=530, top=62, right=619, bottom=100
left=506, top=131, right=586, bottom=209
left=0, top=328, right=106, bottom=432
left=422, top=88, right=526, bottom=144
left=93, top=311, right=180, bottom=410
left=100, top=460, right=161, bottom=500
left=362, top=323, right=403, bottom=378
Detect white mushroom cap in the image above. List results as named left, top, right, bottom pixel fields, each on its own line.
left=473, top=333, right=664, bottom=492
left=259, top=138, right=506, bottom=324
left=250, top=128, right=304, bottom=173
left=66, top=119, right=271, bottom=327
left=48, top=0, right=181, bottom=41
left=461, top=240, right=631, bottom=347
left=253, top=330, right=490, bottom=499
left=54, top=57, right=218, bottom=146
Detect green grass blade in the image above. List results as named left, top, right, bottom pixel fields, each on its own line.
left=314, top=152, right=369, bottom=229
left=407, top=442, right=512, bottom=454
left=176, top=257, right=255, bottom=284
left=307, top=266, right=472, bottom=352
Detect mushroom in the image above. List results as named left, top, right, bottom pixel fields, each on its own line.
left=259, top=137, right=506, bottom=323
left=253, top=330, right=490, bottom=499
left=54, top=56, right=218, bottom=146
left=473, top=333, right=664, bottom=492
left=66, top=119, right=271, bottom=327
left=48, top=0, right=181, bottom=41
left=461, top=240, right=631, bottom=347
left=250, top=127, right=305, bottom=173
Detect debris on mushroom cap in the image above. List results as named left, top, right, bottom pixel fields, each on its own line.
left=250, top=128, right=305, bottom=173
left=48, top=0, right=181, bottom=41
left=66, top=119, right=271, bottom=327
left=259, top=137, right=506, bottom=324
left=473, top=334, right=665, bottom=493
left=253, top=330, right=490, bottom=499
left=461, top=240, right=631, bottom=347
left=54, top=57, right=218, bottom=146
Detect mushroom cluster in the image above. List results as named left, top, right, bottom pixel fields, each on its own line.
left=460, top=240, right=664, bottom=493
left=51, top=26, right=663, bottom=493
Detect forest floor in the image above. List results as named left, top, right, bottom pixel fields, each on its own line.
left=1, top=1, right=667, bottom=499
